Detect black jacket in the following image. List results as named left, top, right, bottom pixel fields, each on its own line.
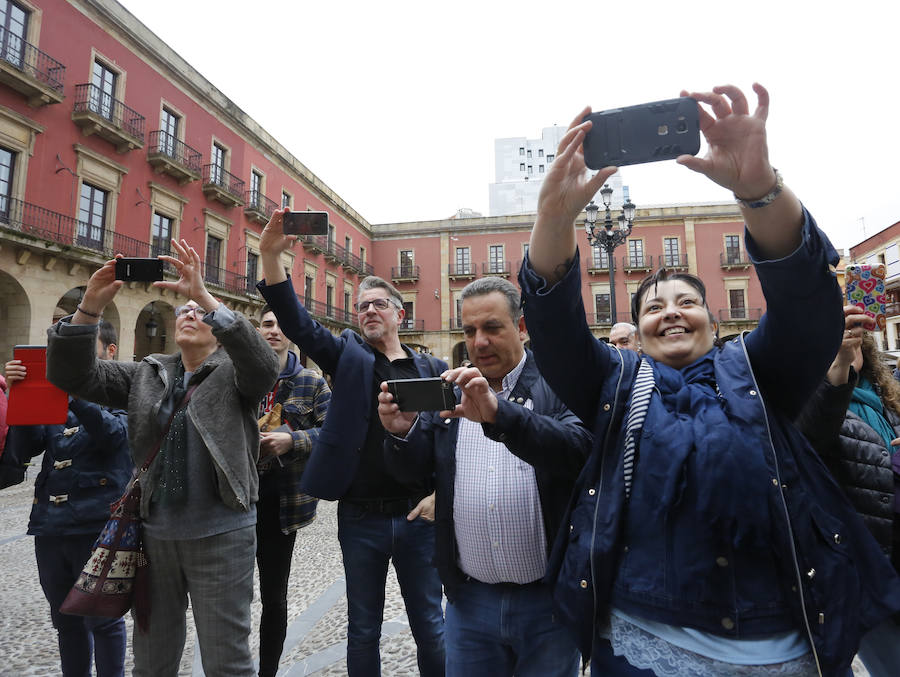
left=796, top=370, right=899, bottom=564
left=384, top=350, right=592, bottom=600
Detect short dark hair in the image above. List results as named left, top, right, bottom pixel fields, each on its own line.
left=260, top=304, right=274, bottom=319
left=98, top=320, right=118, bottom=350
left=631, top=268, right=713, bottom=325
left=460, top=277, right=522, bottom=323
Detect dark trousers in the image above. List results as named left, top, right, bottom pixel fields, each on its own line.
left=35, top=533, right=127, bottom=677
left=255, top=490, right=297, bottom=677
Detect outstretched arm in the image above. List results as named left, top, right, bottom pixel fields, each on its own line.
left=677, top=83, right=803, bottom=259
left=528, top=109, right=617, bottom=285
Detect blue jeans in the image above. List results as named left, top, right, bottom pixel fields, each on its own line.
left=35, top=534, right=127, bottom=677
left=337, top=500, right=445, bottom=676
left=445, top=578, right=579, bottom=677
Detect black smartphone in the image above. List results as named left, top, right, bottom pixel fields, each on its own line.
left=115, top=258, right=164, bottom=281
left=386, top=377, right=456, bottom=412
left=582, top=97, right=701, bottom=169
left=283, top=211, right=329, bottom=236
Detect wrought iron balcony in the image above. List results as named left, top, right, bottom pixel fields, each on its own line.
left=202, top=164, right=245, bottom=207
left=0, top=26, right=65, bottom=106
left=341, top=249, right=363, bottom=272
left=720, top=250, right=751, bottom=269
left=717, top=307, right=761, bottom=323
left=391, top=265, right=419, bottom=282
left=622, top=254, right=652, bottom=272
left=589, top=312, right=613, bottom=326
left=303, top=297, right=357, bottom=327
left=482, top=260, right=510, bottom=277
left=0, top=196, right=169, bottom=263
left=399, top=318, right=425, bottom=332
left=587, top=256, right=615, bottom=275
left=201, top=262, right=250, bottom=296
left=147, top=131, right=202, bottom=184
left=322, top=238, right=343, bottom=263
left=244, top=190, right=278, bottom=225
left=448, top=263, right=476, bottom=280
left=71, top=83, right=144, bottom=152
left=658, top=253, right=689, bottom=270
left=449, top=317, right=463, bottom=330
left=299, top=234, right=325, bottom=254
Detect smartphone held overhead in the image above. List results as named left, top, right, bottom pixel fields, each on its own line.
left=115, top=258, right=164, bottom=282
left=283, top=211, right=329, bottom=236
left=582, top=97, right=701, bottom=170
left=846, top=264, right=887, bottom=330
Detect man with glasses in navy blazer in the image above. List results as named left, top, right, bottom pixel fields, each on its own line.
left=257, top=208, right=446, bottom=677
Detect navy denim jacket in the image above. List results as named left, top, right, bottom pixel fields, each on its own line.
left=3, top=398, right=132, bottom=537
left=519, top=209, right=900, bottom=676
left=383, top=350, right=592, bottom=600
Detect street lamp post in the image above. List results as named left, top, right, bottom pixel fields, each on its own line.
left=584, top=184, right=636, bottom=325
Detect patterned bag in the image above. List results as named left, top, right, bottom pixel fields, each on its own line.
left=59, top=480, right=151, bottom=630
left=59, top=384, right=197, bottom=631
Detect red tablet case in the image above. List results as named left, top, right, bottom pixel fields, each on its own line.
left=6, top=346, right=69, bottom=426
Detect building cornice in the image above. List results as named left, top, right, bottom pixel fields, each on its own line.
left=74, top=0, right=372, bottom=234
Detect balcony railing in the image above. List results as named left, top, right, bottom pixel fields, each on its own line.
left=887, top=302, right=900, bottom=318
left=718, top=307, right=762, bottom=323
left=341, top=249, right=363, bottom=272
left=448, top=263, right=476, bottom=279
left=322, top=238, right=343, bottom=262
left=0, top=26, right=66, bottom=105
left=202, top=164, right=245, bottom=207
left=482, top=261, right=511, bottom=276
left=303, top=298, right=356, bottom=326
left=399, top=318, right=425, bottom=332
left=449, top=317, right=463, bottom=330
left=300, top=234, right=325, bottom=253
left=658, top=253, right=689, bottom=270
left=244, top=190, right=278, bottom=224
left=72, top=83, right=145, bottom=150
left=587, top=257, right=614, bottom=274
left=148, top=131, right=202, bottom=183
left=721, top=250, right=751, bottom=268
left=589, top=312, right=612, bottom=326
left=622, top=254, right=653, bottom=272
left=392, top=265, right=419, bottom=281
left=202, top=262, right=251, bottom=296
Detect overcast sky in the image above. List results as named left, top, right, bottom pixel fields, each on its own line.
left=118, top=0, right=898, bottom=252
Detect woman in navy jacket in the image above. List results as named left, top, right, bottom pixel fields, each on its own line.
left=519, top=83, right=900, bottom=676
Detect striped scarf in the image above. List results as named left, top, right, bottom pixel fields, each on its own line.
left=623, top=359, right=654, bottom=498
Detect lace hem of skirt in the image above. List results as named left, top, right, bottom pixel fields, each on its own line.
left=601, top=615, right=819, bottom=677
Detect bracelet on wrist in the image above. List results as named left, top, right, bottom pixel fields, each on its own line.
left=76, top=305, right=102, bottom=318
left=734, top=168, right=783, bottom=209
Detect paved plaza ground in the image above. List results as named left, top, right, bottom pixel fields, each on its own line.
left=0, top=457, right=870, bottom=676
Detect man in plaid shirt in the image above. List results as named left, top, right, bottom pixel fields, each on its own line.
left=256, top=305, right=331, bottom=677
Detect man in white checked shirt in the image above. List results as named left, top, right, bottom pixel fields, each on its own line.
left=378, top=277, right=592, bottom=676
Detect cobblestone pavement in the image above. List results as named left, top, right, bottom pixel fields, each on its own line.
left=0, top=460, right=870, bottom=676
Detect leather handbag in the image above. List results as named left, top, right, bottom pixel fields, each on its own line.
left=59, top=385, right=197, bottom=631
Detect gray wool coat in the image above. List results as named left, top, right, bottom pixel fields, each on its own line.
left=46, top=311, right=279, bottom=520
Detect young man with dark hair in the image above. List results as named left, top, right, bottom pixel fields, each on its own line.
left=255, top=304, right=331, bottom=677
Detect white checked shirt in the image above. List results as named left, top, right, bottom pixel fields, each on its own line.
left=453, top=353, right=547, bottom=584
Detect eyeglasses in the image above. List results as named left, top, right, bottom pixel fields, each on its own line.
left=354, top=298, right=396, bottom=313
left=175, top=305, right=207, bottom=319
